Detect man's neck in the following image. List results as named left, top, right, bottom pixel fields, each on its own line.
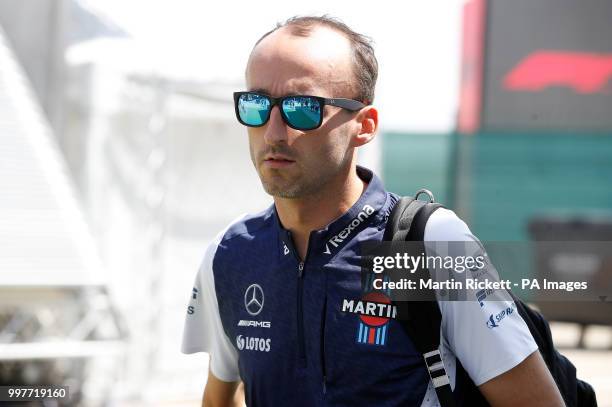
left=274, top=165, right=367, bottom=260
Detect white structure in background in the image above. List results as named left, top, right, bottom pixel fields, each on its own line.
left=0, top=26, right=126, bottom=406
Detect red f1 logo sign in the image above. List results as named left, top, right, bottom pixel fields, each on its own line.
left=504, top=51, right=612, bottom=94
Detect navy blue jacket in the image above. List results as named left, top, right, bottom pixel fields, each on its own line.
left=181, top=166, right=538, bottom=406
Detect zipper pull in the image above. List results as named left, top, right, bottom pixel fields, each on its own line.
left=322, top=376, right=327, bottom=395
left=298, top=262, right=304, bottom=277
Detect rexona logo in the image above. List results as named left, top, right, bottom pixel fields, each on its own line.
left=236, top=335, right=271, bottom=352
left=342, top=291, right=396, bottom=346
left=324, top=204, right=375, bottom=254
left=238, top=320, right=271, bottom=328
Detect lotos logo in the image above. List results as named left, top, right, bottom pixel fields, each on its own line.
left=236, top=335, right=245, bottom=350
left=236, top=335, right=271, bottom=352
left=343, top=291, right=396, bottom=346
left=324, top=205, right=375, bottom=254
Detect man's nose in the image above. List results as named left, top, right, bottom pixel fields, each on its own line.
left=263, top=106, right=289, bottom=145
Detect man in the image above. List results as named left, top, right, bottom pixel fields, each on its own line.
left=181, top=16, right=565, bottom=406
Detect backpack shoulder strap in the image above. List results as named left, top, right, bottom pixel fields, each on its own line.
left=384, top=192, right=455, bottom=406
left=382, top=196, right=420, bottom=241
left=383, top=190, right=442, bottom=241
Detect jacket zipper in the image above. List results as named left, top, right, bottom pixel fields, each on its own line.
left=287, top=231, right=327, bottom=393
left=297, top=261, right=306, bottom=366
left=288, top=230, right=312, bottom=368
left=321, top=292, right=328, bottom=395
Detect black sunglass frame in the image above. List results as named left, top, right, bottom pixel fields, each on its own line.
left=233, top=91, right=366, bottom=131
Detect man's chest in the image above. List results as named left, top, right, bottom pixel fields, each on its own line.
left=213, top=254, right=427, bottom=384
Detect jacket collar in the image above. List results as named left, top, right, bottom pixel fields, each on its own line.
left=273, top=165, right=389, bottom=260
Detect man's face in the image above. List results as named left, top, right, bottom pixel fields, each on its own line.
left=245, top=26, right=360, bottom=198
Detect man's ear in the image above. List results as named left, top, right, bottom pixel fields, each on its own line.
left=350, top=106, right=378, bottom=147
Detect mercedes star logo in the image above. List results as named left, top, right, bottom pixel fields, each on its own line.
left=244, top=284, right=264, bottom=316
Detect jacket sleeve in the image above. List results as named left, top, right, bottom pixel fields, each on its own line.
left=424, top=208, right=539, bottom=386
left=181, top=234, right=240, bottom=382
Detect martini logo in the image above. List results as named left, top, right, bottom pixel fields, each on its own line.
left=342, top=291, right=396, bottom=346
left=504, top=51, right=612, bottom=94
left=324, top=204, right=375, bottom=254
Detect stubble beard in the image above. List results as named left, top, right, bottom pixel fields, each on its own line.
left=258, top=165, right=326, bottom=199
left=253, top=155, right=346, bottom=199
left=250, top=138, right=351, bottom=199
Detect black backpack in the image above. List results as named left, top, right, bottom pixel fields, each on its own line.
left=382, top=192, right=598, bottom=407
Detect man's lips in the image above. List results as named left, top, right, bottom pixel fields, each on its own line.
left=263, top=155, right=295, bottom=168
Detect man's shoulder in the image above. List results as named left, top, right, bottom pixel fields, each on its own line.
left=384, top=192, right=474, bottom=242
left=215, top=204, right=276, bottom=248
left=424, top=207, right=474, bottom=242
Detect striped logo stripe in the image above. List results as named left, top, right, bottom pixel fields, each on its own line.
left=354, top=274, right=392, bottom=346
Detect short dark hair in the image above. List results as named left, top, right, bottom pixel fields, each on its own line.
left=253, top=15, right=378, bottom=104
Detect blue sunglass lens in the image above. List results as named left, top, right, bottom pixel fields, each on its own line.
left=282, top=96, right=321, bottom=130
left=238, top=93, right=271, bottom=126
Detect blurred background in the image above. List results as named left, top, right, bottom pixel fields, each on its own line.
left=0, top=0, right=610, bottom=405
